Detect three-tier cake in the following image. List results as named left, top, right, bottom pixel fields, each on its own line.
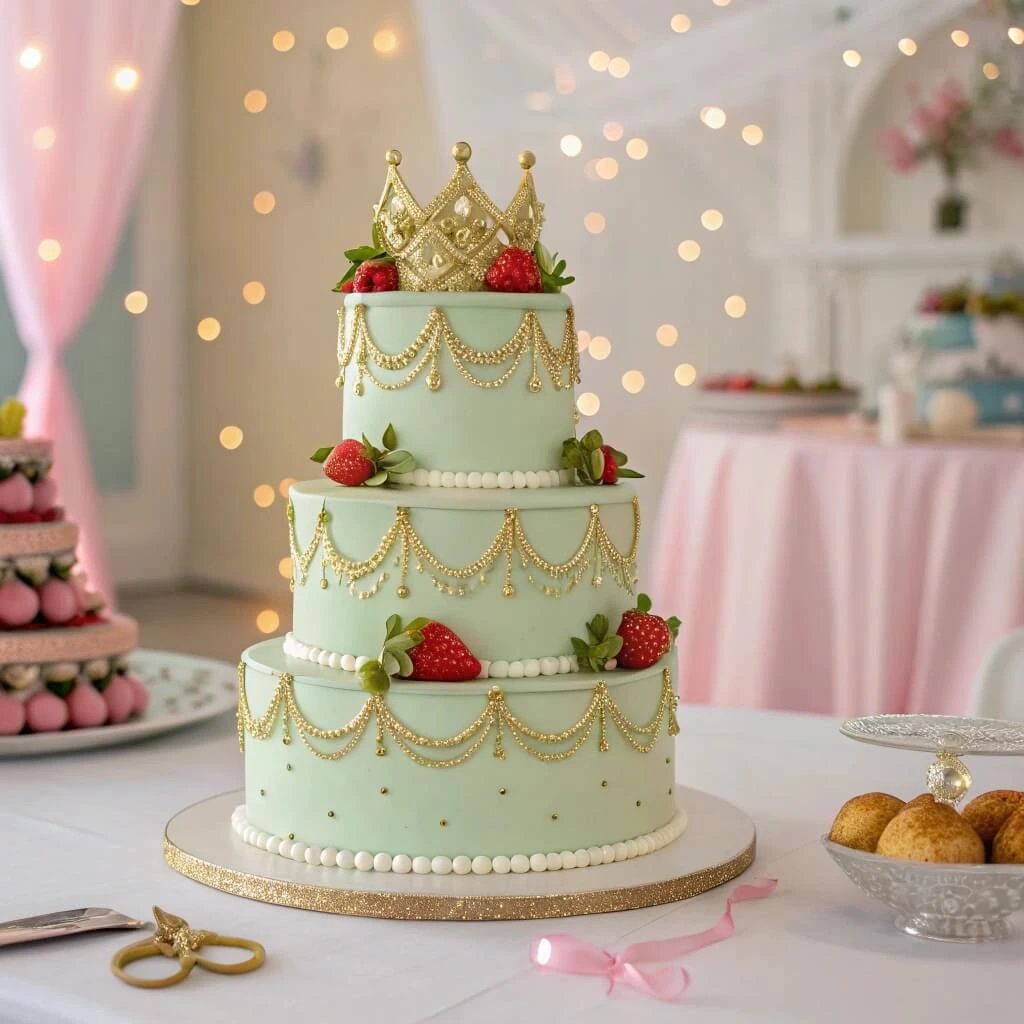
left=235, top=144, right=684, bottom=877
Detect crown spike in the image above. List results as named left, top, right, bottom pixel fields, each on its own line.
left=518, top=150, right=536, bottom=170
left=452, top=141, right=472, bottom=164
left=386, top=149, right=402, bottom=166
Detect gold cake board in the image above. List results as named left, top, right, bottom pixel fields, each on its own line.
left=164, top=788, right=756, bottom=921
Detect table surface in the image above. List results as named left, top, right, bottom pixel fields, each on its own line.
left=4, top=701, right=1023, bottom=1024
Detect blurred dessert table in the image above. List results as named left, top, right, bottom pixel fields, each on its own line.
left=651, top=425, right=1024, bottom=715
left=2, top=706, right=1022, bottom=1023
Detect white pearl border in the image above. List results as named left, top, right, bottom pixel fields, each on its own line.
left=393, top=468, right=571, bottom=490
left=231, top=805, right=687, bottom=875
left=284, top=632, right=582, bottom=679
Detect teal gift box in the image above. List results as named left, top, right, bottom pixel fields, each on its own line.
left=918, top=378, right=1024, bottom=424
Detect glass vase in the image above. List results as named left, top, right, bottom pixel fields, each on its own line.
left=935, top=188, right=968, bottom=232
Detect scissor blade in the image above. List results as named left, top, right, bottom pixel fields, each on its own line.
left=0, top=908, right=146, bottom=947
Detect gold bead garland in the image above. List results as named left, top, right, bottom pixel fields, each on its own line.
left=237, top=663, right=679, bottom=768
left=337, top=303, right=580, bottom=395
left=286, top=496, right=640, bottom=601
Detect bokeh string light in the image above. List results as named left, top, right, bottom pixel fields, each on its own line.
left=674, top=363, right=697, bottom=387
left=982, top=62, right=1000, bottom=81
left=326, top=26, right=349, bottom=49
left=700, top=106, right=726, bottom=129
left=897, top=37, right=917, bottom=56
left=583, top=212, right=606, bottom=234
left=253, top=190, right=276, bottom=214
left=741, top=124, right=764, bottom=146
left=253, top=484, right=275, bottom=508
left=576, top=392, right=600, bottom=416
left=621, top=370, right=645, bottom=394
left=272, top=30, right=295, bottom=52
left=677, top=239, right=701, bottom=261
left=560, top=134, right=582, bottom=156
left=373, top=29, right=398, bottom=55
left=32, top=126, right=56, bottom=149
left=219, top=426, right=244, bottom=450
left=1010, top=27, right=1024, bottom=45
left=625, top=138, right=648, bottom=159
left=588, top=50, right=610, bottom=72
left=950, top=29, right=970, bottom=48
left=38, top=239, right=61, bottom=262
left=700, top=209, right=724, bottom=231
left=242, top=281, right=266, bottom=304
left=124, top=291, right=148, bottom=314
left=256, top=610, right=280, bottom=634
left=244, top=89, right=267, bottom=113
left=724, top=295, right=747, bottom=318
left=602, top=121, right=624, bottom=141
left=588, top=336, right=612, bottom=360
left=671, top=14, right=692, bottom=33
left=656, top=324, right=679, bottom=347
left=19, top=46, right=42, bottom=70
left=278, top=477, right=297, bottom=498
left=197, top=317, right=221, bottom=341
left=595, top=156, right=619, bottom=179
left=842, top=49, right=861, bottom=68
left=113, top=66, right=140, bottom=92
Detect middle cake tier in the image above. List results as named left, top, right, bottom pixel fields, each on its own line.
left=288, top=480, right=641, bottom=666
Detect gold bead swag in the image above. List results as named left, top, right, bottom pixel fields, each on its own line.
left=237, top=662, right=679, bottom=767
left=336, top=303, right=580, bottom=396
left=287, top=497, right=640, bottom=600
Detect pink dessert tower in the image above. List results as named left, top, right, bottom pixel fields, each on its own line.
left=0, top=399, right=147, bottom=734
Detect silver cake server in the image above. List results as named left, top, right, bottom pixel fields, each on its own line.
left=0, top=908, right=147, bottom=948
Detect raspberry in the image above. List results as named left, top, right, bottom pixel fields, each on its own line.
left=353, top=260, right=399, bottom=292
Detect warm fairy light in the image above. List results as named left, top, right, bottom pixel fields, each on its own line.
left=897, top=38, right=917, bottom=56
left=560, top=134, right=582, bottom=157
left=373, top=29, right=398, bottom=55
left=608, top=57, right=630, bottom=78
left=700, top=106, right=726, bottom=129
left=621, top=370, right=645, bottom=394
left=19, top=46, right=42, bottom=70
left=244, top=89, right=267, bottom=113
left=656, top=324, right=679, bottom=347
left=742, top=124, right=764, bottom=146
left=124, top=291, right=148, bottom=314
left=724, top=295, right=747, bottom=318
left=701, top=209, right=724, bottom=231
left=38, top=239, right=61, bottom=262
left=674, top=363, right=697, bottom=386
left=272, top=30, right=295, bottom=52
left=842, top=49, right=861, bottom=68
left=278, top=477, right=296, bottom=497
left=712, top=0, right=730, bottom=6
left=197, top=317, right=221, bottom=341
left=577, top=330, right=591, bottom=352
left=219, top=426, right=243, bottom=450
left=326, top=26, right=349, bottom=49
left=256, top=610, right=279, bottom=634
left=113, top=66, right=140, bottom=92
left=526, top=92, right=553, bottom=111
left=588, top=336, right=611, bottom=360
left=982, top=62, right=1000, bottom=81
left=603, top=121, right=624, bottom=141
left=32, top=126, right=56, bottom=149
left=1010, top=27, right=1024, bottom=45
left=583, top=159, right=599, bottom=180
left=242, top=281, right=266, bottom=304
left=253, top=190, right=276, bottom=214
left=677, top=239, right=701, bottom=261
left=625, top=138, right=648, bottom=160
left=278, top=556, right=292, bottom=579
left=588, top=50, right=610, bottom=72
left=951, top=30, right=970, bottom=48
left=583, top=212, right=606, bottom=234
left=181, top=0, right=201, bottom=5
left=554, top=65, right=576, bottom=94
left=253, top=484, right=275, bottom=508
left=576, top=392, right=600, bottom=416
left=595, top=157, right=619, bottom=180
left=671, top=14, right=692, bottom=33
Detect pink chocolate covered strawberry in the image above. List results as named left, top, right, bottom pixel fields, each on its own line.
left=615, top=594, right=680, bottom=670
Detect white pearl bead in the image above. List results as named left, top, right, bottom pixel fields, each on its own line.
left=523, top=659, right=541, bottom=678
left=452, top=855, right=472, bottom=875
left=625, top=839, right=639, bottom=859
left=392, top=854, right=412, bottom=874
left=242, top=827, right=253, bottom=844
left=428, top=470, right=443, bottom=488
left=489, top=661, right=509, bottom=679
left=569, top=656, right=580, bottom=672
left=454, top=472, right=468, bottom=488
left=549, top=470, right=563, bottom=487
left=537, top=470, right=551, bottom=488
left=601, top=845, right=615, bottom=864
left=373, top=852, right=393, bottom=873
left=614, top=842, right=629, bottom=862
left=477, top=661, right=490, bottom=679
left=266, top=836, right=282, bottom=856
left=353, top=851, right=374, bottom=872
left=321, top=847, right=338, bottom=866
left=340, top=654, right=356, bottom=672
left=291, top=842, right=308, bottom=862
left=308, top=648, right=322, bottom=663
left=354, top=656, right=370, bottom=670
left=540, top=657, right=559, bottom=676
left=441, top=472, right=455, bottom=488
left=510, top=854, right=531, bottom=874
left=412, top=468, right=430, bottom=487
left=471, top=855, right=492, bottom=875
left=525, top=471, right=540, bottom=489
left=431, top=856, right=453, bottom=875
left=491, top=855, right=511, bottom=874
left=337, top=850, right=355, bottom=869
left=481, top=472, right=498, bottom=489
left=546, top=852, right=562, bottom=871
left=317, top=650, right=331, bottom=667
left=328, top=652, right=342, bottom=669
left=257, top=833, right=270, bottom=850
left=586, top=846, right=603, bottom=865
left=530, top=853, right=548, bottom=872
left=508, top=662, right=525, bottom=678
left=412, top=856, right=432, bottom=874
left=497, top=471, right=514, bottom=489
left=560, top=850, right=577, bottom=870
left=559, top=469, right=571, bottom=486
left=467, top=472, right=482, bottom=489
left=305, top=845, right=322, bottom=865
left=638, top=836, right=653, bottom=856
left=651, top=832, right=664, bottom=851
left=574, top=848, right=591, bottom=868
left=512, top=471, right=527, bottom=489
left=558, top=656, right=571, bottom=674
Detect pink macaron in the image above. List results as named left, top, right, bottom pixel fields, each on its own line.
left=24, top=690, right=69, bottom=732
left=66, top=680, right=108, bottom=728
left=0, top=577, right=41, bottom=627
left=102, top=674, right=135, bottom=724
left=38, top=578, right=78, bottom=625
left=0, top=693, right=26, bottom=735
left=0, top=473, right=33, bottom=515
left=123, top=673, right=149, bottom=715
left=31, top=476, right=59, bottom=514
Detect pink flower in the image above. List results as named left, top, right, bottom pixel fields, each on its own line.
left=933, top=79, right=966, bottom=121
left=879, top=127, right=917, bottom=172
left=993, top=126, right=1024, bottom=161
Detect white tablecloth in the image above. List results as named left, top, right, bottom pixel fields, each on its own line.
left=3, top=705, right=1023, bottom=1023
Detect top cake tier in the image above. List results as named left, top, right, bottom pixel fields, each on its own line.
left=338, top=292, right=579, bottom=475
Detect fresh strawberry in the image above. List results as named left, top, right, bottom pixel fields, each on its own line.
left=322, top=439, right=375, bottom=486
left=339, top=280, right=355, bottom=293
left=354, top=259, right=399, bottom=293
left=600, top=445, right=618, bottom=484
left=615, top=594, right=680, bottom=670
left=562, top=430, right=644, bottom=485
left=311, top=424, right=416, bottom=488
left=407, top=622, right=481, bottom=681
left=484, top=246, right=542, bottom=293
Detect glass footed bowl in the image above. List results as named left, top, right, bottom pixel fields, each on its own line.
left=821, top=837, right=1024, bottom=942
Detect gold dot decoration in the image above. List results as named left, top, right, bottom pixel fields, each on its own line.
left=439, top=819, right=448, bottom=828
left=636, top=800, right=642, bottom=807
left=380, top=787, right=389, bottom=795
left=327, top=810, right=335, bottom=817
left=601, top=780, right=608, bottom=788
left=551, top=813, right=559, bottom=821
left=288, top=832, right=295, bottom=840
left=498, top=787, right=507, bottom=795
left=259, top=788, right=265, bottom=796
left=285, top=763, right=292, bottom=771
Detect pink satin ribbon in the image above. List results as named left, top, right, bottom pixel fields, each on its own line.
left=530, top=876, right=777, bottom=1001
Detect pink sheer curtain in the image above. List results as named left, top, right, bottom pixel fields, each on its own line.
left=0, top=0, right=178, bottom=605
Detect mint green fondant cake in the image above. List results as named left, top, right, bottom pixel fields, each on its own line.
left=237, top=143, right=684, bottom=876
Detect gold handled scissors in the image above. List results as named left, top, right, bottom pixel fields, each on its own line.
left=111, top=907, right=265, bottom=989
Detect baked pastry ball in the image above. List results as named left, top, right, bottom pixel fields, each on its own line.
left=992, top=807, right=1024, bottom=865
left=904, top=793, right=938, bottom=809
left=962, top=791, right=1024, bottom=846
left=829, top=793, right=905, bottom=852
left=876, top=801, right=984, bottom=864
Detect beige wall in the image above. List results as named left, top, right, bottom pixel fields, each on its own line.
left=186, top=0, right=437, bottom=595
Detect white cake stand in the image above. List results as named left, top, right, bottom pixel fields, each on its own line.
left=164, top=786, right=756, bottom=921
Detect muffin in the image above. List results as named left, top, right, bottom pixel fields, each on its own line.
left=876, top=801, right=985, bottom=864
left=829, top=793, right=905, bottom=852
left=992, top=807, right=1024, bottom=865
left=962, top=790, right=1024, bottom=847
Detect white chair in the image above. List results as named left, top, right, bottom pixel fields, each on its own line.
left=968, top=628, right=1024, bottom=720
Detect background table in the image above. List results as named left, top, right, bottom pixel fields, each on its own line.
left=650, top=426, right=1024, bottom=716
left=3, top=705, right=1023, bottom=1023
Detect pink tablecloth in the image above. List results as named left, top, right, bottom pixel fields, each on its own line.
left=650, top=427, right=1024, bottom=716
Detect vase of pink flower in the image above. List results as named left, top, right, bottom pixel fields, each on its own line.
left=879, top=78, right=1024, bottom=233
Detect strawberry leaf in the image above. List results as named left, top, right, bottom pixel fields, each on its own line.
left=381, top=652, right=400, bottom=676
left=393, top=649, right=414, bottom=677
left=607, top=446, right=628, bottom=467
left=310, top=446, right=334, bottom=464
left=364, top=470, right=390, bottom=487
left=590, top=449, right=605, bottom=480
left=617, top=467, right=645, bottom=478
left=581, top=429, right=604, bottom=451
left=385, top=613, right=402, bottom=639
left=382, top=423, right=398, bottom=450
left=665, top=616, right=681, bottom=638
left=637, top=594, right=653, bottom=613
left=380, top=452, right=416, bottom=475
left=404, top=616, right=431, bottom=633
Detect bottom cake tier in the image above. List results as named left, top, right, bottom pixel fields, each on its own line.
left=238, top=638, right=682, bottom=874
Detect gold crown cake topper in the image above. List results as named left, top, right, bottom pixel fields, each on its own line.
left=373, top=142, right=545, bottom=292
